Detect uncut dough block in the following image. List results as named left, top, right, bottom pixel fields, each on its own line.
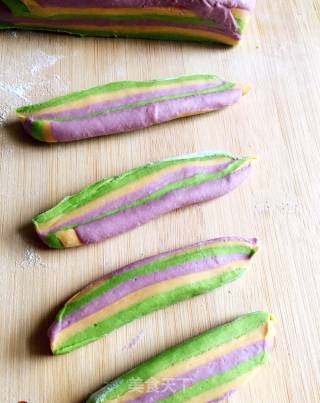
left=16, top=74, right=247, bottom=143
left=0, top=1, right=256, bottom=46
left=86, top=312, right=275, bottom=402
left=49, top=237, right=260, bottom=354
left=32, top=152, right=255, bottom=249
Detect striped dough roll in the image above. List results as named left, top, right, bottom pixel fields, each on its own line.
left=1, top=1, right=256, bottom=46
left=17, top=74, right=248, bottom=143
left=32, top=152, right=255, bottom=248
left=87, top=311, right=275, bottom=402
left=49, top=236, right=260, bottom=354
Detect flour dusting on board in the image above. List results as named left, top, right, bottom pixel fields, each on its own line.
left=0, top=104, right=11, bottom=127
left=123, top=331, right=145, bottom=350
left=0, top=49, right=68, bottom=127
left=0, top=81, right=31, bottom=102
left=30, top=51, right=63, bottom=75
left=17, top=248, right=47, bottom=269
left=254, top=193, right=299, bottom=214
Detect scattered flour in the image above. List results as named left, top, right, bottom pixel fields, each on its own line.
left=9, top=31, right=18, bottom=38
left=0, top=81, right=31, bottom=102
left=123, top=331, right=145, bottom=350
left=17, top=248, right=47, bottom=269
left=254, top=193, right=299, bottom=214
left=0, top=49, right=67, bottom=127
left=30, top=51, right=63, bottom=75
left=0, top=104, right=11, bottom=127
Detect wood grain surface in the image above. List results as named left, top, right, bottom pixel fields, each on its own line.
left=1, top=1, right=320, bottom=402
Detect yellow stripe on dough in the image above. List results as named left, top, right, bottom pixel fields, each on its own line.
left=231, top=7, right=251, bottom=22
left=42, top=120, right=57, bottom=142
left=55, top=228, right=82, bottom=247
left=20, top=2, right=198, bottom=18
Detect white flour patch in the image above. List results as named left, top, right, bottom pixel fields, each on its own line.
left=17, top=248, right=47, bottom=269
left=0, top=49, right=67, bottom=127
left=0, top=104, right=11, bottom=127
left=123, top=331, right=145, bottom=350
left=0, top=81, right=31, bottom=102
left=254, top=193, right=299, bottom=214
left=7, top=30, right=18, bottom=38
left=30, top=51, right=63, bottom=75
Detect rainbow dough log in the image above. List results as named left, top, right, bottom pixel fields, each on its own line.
left=32, top=152, right=255, bottom=249
left=86, top=312, right=275, bottom=402
left=49, top=237, right=260, bottom=355
left=0, top=1, right=256, bottom=46
left=16, top=74, right=248, bottom=143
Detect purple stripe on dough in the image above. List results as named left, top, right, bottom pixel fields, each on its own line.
left=75, top=164, right=252, bottom=244
left=32, top=81, right=223, bottom=120
left=49, top=252, right=249, bottom=340
left=48, top=89, right=241, bottom=141
left=35, top=0, right=255, bottom=12
left=128, top=340, right=268, bottom=402
left=45, top=162, right=231, bottom=235
left=78, top=236, right=257, bottom=286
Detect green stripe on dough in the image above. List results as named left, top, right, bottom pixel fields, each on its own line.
left=30, top=119, right=45, bottom=141
left=2, top=0, right=31, bottom=16
left=46, top=233, right=64, bottom=249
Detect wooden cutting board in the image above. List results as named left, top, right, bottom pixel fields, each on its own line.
left=1, top=1, right=320, bottom=402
